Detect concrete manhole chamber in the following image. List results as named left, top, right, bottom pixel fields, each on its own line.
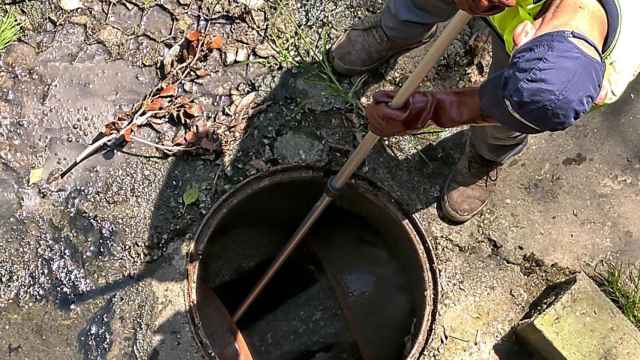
left=187, top=166, right=439, bottom=360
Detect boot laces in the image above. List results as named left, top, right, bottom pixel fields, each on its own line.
left=355, top=15, right=388, bottom=45
left=466, top=154, right=499, bottom=185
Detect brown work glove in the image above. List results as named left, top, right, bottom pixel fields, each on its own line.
left=454, top=0, right=516, bottom=16
left=365, top=88, right=494, bottom=137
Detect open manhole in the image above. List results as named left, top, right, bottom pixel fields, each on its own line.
left=187, top=166, right=439, bottom=360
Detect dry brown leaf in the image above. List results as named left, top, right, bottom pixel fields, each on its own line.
left=163, top=42, right=181, bottom=75
left=184, top=103, right=204, bottom=118
left=145, top=98, right=169, bottom=112
left=206, top=35, right=223, bottom=50
left=186, top=31, right=200, bottom=43
left=234, top=92, right=257, bottom=116
left=175, top=96, right=190, bottom=105
left=173, top=130, right=197, bottom=147
left=103, top=121, right=121, bottom=135
left=159, top=84, right=177, bottom=97
left=123, top=125, right=136, bottom=142
left=184, top=130, right=198, bottom=143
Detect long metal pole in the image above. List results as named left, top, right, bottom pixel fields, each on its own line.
left=232, top=10, right=473, bottom=322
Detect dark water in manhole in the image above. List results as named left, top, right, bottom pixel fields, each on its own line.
left=200, top=207, right=412, bottom=360
left=191, top=169, right=437, bottom=360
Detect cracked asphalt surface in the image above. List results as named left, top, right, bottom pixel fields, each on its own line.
left=0, top=1, right=638, bottom=359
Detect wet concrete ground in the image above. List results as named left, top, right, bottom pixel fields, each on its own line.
left=0, top=1, right=638, bottom=359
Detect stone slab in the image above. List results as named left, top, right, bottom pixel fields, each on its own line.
left=517, top=273, right=640, bottom=360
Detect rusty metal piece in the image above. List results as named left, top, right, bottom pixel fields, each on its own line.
left=200, top=285, right=254, bottom=360
left=186, top=262, right=254, bottom=360
left=310, top=232, right=412, bottom=360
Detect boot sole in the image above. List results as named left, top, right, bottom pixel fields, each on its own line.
left=439, top=173, right=489, bottom=224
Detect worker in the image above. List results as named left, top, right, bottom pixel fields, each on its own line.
left=330, top=0, right=639, bottom=223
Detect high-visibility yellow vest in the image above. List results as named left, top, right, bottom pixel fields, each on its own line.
left=487, top=0, right=639, bottom=104
left=488, top=0, right=546, bottom=54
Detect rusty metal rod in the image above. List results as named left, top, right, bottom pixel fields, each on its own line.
left=232, top=10, right=473, bottom=322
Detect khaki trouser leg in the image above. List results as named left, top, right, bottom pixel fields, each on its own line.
left=381, top=0, right=457, bottom=41
left=470, top=34, right=528, bottom=163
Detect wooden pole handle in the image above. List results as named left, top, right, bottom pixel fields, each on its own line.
left=390, top=11, right=473, bottom=108
left=332, top=11, right=473, bottom=189
left=232, top=12, right=474, bottom=322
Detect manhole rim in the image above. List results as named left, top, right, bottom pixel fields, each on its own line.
left=185, top=165, right=440, bottom=360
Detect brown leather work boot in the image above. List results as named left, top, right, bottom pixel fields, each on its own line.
left=330, top=14, right=433, bottom=76
left=440, top=145, right=500, bottom=223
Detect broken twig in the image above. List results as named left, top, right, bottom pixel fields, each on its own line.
left=58, top=29, right=225, bottom=179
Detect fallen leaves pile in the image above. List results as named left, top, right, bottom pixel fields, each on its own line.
left=101, top=30, right=224, bottom=156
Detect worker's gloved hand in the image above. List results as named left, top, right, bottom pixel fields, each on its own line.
left=366, top=91, right=434, bottom=137
left=365, top=88, right=493, bottom=137
left=454, top=0, right=516, bottom=16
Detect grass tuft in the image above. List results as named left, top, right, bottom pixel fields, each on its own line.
left=263, top=0, right=366, bottom=120
left=594, top=261, right=640, bottom=329
left=264, top=0, right=320, bottom=67
left=0, top=11, right=21, bottom=51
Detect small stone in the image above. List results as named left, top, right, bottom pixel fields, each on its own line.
left=69, top=15, right=90, bottom=25
left=0, top=73, right=14, bottom=90
left=59, top=0, right=83, bottom=11
left=96, top=25, right=123, bottom=48
left=107, top=3, right=142, bottom=29
left=235, top=47, right=249, bottom=63
left=224, top=48, right=237, bottom=65
left=294, top=76, right=347, bottom=111
left=141, top=6, right=173, bottom=39
left=238, top=0, right=265, bottom=10
left=254, top=43, right=277, bottom=58
left=2, top=43, right=37, bottom=70
left=234, top=92, right=257, bottom=115
left=274, top=132, right=328, bottom=165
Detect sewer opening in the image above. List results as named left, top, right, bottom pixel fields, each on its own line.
left=213, top=244, right=323, bottom=329
left=193, top=172, right=434, bottom=360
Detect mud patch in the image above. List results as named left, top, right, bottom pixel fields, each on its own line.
left=562, top=152, right=588, bottom=166
left=79, top=296, right=115, bottom=360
